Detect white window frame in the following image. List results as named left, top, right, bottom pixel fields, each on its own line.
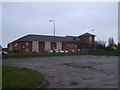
left=14, top=43, right=18, bottom=47
left=26, top=42, right=29, bottom=46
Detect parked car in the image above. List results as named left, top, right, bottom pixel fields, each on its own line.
left=59, top=50, right=64, bottom=53
left=64, top=50, right=68, bottom=53
left=55, top=49, right=59, bottom=53
left=48, top=49, right=67, bottom=53
left=48, top=50, right=53, bottom=53
left=2, top=51, right=8, bottom=55
left=70, top=49, right=75, bottom=52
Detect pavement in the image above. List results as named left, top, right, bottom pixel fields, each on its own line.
left=2, top=55, right=118, bottom=88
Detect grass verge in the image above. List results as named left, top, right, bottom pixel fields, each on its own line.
left=2, top=50, right=118, bottom=59
left=2, top=65, right=45, bottom=88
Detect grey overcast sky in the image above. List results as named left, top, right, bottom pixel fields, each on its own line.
left=2, top=2, right=118, bottom=48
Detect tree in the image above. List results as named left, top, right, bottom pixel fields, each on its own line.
left=95, top=40, right=106, bottom=51
left=108, top=37, right=114, bottom=47
left=108, top=37, right=114, bottom=50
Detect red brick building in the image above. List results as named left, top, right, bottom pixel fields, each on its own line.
left=0, top=45, right=2, bottom=51
left=8, top=33, right=95, bottom=53
left=79, top=33, right=95, bottom=45
left=118, top=43, right=120, bottom=55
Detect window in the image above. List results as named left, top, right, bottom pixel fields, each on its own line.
left=75, top=38, right=80, bottom=41
left=32, top=41, right=38, bottom=46
left=25, top=48, right=29, bottom=52
left=26, top=42, right=29, bottom=46
left=14, top=43, right=18, bottom=47
left=67, top=44, right=69, bottom=47
left=69, top=44, right=75, bottom=48
left=75, top=45, right=77, bottom=48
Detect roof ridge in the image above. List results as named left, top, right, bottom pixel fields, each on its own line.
left=79, top=32, right=95, bottom=36
left=27, top=34, right=66, bottom=38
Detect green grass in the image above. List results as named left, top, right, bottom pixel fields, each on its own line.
left=77, top=50, right=118, bottom=56
left=2, top=50, right=118, bottom=59
left=2, top=65, right=45, bottom=88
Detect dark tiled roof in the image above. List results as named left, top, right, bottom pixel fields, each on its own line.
left=79, top=33, right=95, bottom=37
left=11, top=34, right=75, bottom=43
left=10, top=33, right=95, bottom=44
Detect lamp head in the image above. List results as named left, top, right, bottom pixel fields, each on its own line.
left=49, top=20, right=52, bottom=22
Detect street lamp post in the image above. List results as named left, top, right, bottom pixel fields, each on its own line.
left=49, top=20, right=55, bottom=42
left=49, top=19, right=55, bottom=51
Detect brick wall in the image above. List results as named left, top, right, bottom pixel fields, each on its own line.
left=51, top=42, right=56, bottom=50
left=21, top=42, right=32, bottom=53
left=62, top=42, right=77, bottom=51
left=9, top=41, right=32, bottom=53
left=9, top=41, right=79, bottom=53
left=0, top=47, right=2, bottom=51
left=80, top=36, right=95, bottom=45
left=39, top=42, right=45, bottom=52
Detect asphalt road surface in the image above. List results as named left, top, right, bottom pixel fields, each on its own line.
left=2, top=55, right=118, bottom=88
